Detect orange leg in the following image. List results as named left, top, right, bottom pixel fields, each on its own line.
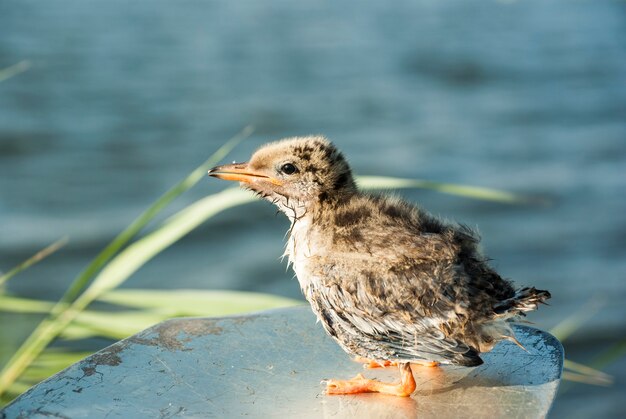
left=353, top=356, right=439, bottom=369
left=353, top=356, right=398, bottom=369
left=414, top=361, right=439, bottom=368
left=325, top=362, right=416, bottom=397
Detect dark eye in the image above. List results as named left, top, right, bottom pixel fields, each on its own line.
left=280, top=163, right=298, bottom=175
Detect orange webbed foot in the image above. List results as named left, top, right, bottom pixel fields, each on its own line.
left=325, top=363, right=416, bottom=397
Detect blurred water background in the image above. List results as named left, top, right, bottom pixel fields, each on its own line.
left=0, top=0, right=624, bottom=416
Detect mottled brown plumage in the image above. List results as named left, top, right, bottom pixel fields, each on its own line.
left=209, top=136, right=550, bottom=396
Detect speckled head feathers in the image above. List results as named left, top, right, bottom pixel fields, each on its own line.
left=209, top=136, right=357, bottom=216
left=249, top=136, right=355, bottom=200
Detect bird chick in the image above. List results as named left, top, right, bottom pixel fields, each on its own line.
left=208, top=136, right=550, bottom=397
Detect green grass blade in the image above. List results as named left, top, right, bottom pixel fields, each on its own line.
left=563, top=359, right=613, bottom=386
left=60, top=324, right=105, bottom=341
left=0, top=296, right=57, bottom=314
left=21, top=351, right=91, bottom=380
left=99, top=289, right=302, bottom=316
left=357, top=175, right=527, bottom=203
left=559, top=342, right=622, bottom=393
left=78, top=188, right=255, bottom=300
left=3, top=381, right=30, bottom=403
left=0, top=60, right=31, bottom=83
left=0, top=295, right=165, bottom=339
left=4, top=350, right=92, bottom=404
left=0, top=128, right=252, bottom=398
left=0, top=237, right=68, bottom=288
left=561, top=371, right=612, bottom=386
left=591, top=338, right=626, bottom=371
left=30, top=349, right=93, bottom=367
left=72, top=310, right=170, bottom=340
left=70, top=289, right=299, bottom=340
left=0, top=318, right=64, bottom=395
left=0, top=289, right=300, bottom=340
left=57, top=125, right=253, bottom=308
left=549, top=296, right=604, bottom=342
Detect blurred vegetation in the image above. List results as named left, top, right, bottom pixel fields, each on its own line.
left=0, top=61, right=621, bottom=407
left=0, top=60, right=31, bottom=83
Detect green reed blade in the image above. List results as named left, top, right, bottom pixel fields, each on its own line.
left=358, top=175, right=530, bottom=203
left=0, top=127, right=252, bottom=397
left=0, top=237, right=68, bottom=288
left=0, top=61, right=31, bottom=83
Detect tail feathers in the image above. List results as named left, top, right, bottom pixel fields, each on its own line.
left=494, top=287, right=551, bottom=316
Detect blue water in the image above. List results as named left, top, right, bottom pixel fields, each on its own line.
left=1, top=0, right=625, bottom=416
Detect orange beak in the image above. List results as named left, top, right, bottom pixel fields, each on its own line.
left=208, top=162, right=283, bottom=186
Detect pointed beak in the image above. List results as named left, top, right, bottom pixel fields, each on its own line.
left=208, top=162, right=283, bottom=185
